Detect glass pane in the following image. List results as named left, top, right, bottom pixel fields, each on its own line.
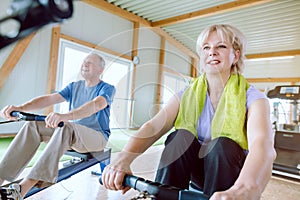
left=162, top=73, right=189, bottom=107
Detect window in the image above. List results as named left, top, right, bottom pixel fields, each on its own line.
left=162, top=72, right=190, bottom=105
left=56, top=39, right=133, bottom=129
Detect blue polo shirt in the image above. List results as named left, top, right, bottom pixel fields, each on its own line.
left=59, top=80, right=115, bottom=139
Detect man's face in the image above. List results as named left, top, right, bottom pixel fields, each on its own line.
left=81, top=54, right=103, bottom=80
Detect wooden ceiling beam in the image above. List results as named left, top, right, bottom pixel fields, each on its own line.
left=82, top=0, right=198, bottom=59
left=156, top=36, right=166, bottom=113
left=82, top=0, right=151, bottom=26
left=246, top=49, right=300, bottom=59
left=0, top=33, right=36, bottom=90
left=247, top=77, right=300, bottom=83
left=152, top=0, right=273, bottom=27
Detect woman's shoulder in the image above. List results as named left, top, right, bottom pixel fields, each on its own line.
left=246, top=85, right=267, bottom=108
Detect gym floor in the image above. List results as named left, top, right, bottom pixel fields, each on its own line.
left=7, top=145, right=300, bottom=200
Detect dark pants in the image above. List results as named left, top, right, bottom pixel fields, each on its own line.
left=155, top=129, right=246, bottom=196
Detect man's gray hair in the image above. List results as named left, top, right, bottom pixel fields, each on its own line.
left=90, top=52, right=105, bottom=68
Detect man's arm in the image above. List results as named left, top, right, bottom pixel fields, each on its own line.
left=211, top=98, right=276, bottom=200
left=44, top=95, right=109, bottom=128
left=1, top=93, right=65, bottom=119
left=65, top=95, right=108, bottom=121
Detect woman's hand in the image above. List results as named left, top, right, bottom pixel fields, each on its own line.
left=210, top=184, right=261, bottom=200
left=101, top=153, right=132, bottom=194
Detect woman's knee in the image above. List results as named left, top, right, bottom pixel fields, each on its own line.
left=160, top=129, right=201, bottom=167
left=205, top=137, right=246, bottom=165
left=164, top=129, right=197, bottom=146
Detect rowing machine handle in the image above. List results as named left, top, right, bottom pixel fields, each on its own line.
left=99, top=174, right=209, bottom=200
left=10, top=111, right=64, bottom=127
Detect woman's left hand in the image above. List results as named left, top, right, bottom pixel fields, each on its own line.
left=209, top=185, right=261, bottom=200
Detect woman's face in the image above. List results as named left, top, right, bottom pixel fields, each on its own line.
left=200, top=31, right=240, bottom=76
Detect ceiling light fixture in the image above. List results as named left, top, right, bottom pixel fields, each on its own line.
left=246, top=56, right=295, bottom=62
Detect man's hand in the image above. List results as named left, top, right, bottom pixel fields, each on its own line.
left=0, top=105, right=21, bottom=120
left=45, top=112, right=67, bottom=128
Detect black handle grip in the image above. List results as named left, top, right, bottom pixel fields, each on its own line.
left=99, top=174, right=209, bottom=200
left=10, top=111, right=64, bottom=127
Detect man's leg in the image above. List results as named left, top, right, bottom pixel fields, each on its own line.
left=155, top=129, right=203, bottom=189
left=0, top=121, right=52, bottom=182
left=202, top=137, right=246, bottom=196
left=0, top=121, right=54, bottom=198
left=69, top=123, right=107, bottom=153
left=25, top=123, right=106, bottom=189
left=25, top=122, right=77, bottom=188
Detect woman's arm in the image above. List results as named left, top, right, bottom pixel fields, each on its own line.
left=102, top=94, right=180, bottom=192
left=211, top=98, right=276, bottom=200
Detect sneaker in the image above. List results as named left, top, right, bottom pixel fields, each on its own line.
left=0, top=183, right=23, bottom=200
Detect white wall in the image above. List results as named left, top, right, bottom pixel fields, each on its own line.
left=244, top=56, right=300, bottom=91
left=165, top=42, right=191, bottom=76
left=132, top=26, right=161, bottom=125
left=0, top=27, right=52, bottom=133
left=61, top=2, right=134, bottom=56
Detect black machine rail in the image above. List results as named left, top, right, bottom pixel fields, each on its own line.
left=99, top=174, right=209, bottom=200
left=10, top=111, right=64, bottom=127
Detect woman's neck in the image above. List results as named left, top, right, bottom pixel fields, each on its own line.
left=206, top=73, right=230, bottom=95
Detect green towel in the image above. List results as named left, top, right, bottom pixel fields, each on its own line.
left=174, top=73, right=249, bottom=150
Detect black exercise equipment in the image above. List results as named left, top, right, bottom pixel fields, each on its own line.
left=10, top=111, right=64, bottom=127
left=99, top=174, right=209, bottom=200
left=267, top=85, right=300, bottom=180
left=0, top=0, right=74, bottom=49
left=25, top=148, right=111, bottom=198
left=0, top=111, right=111, bottom=198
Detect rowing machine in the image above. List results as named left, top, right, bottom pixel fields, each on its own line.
left=99, top=174, right=209, bottom=200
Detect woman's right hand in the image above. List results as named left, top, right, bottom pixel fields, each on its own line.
left=101, top=153, right=133, bottom=194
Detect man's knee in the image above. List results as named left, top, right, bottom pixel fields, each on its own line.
left=54, top=122, right=74, bottom=137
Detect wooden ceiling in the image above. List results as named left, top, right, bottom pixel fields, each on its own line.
left=83, top=0, right=300, bottom=60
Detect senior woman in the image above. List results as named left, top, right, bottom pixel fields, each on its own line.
left=102, top=24, right=276, bottom=200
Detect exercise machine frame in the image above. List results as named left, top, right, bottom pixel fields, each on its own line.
left=99, top=174, right=209, bottom=200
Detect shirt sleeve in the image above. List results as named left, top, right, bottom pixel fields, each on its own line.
left=98, top=84, right=116, bottom=106
left=246, top=85, right=267, bottom=110
left=58, top=82, right=73, bottom=102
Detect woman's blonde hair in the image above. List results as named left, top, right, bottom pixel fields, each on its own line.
left=196, top=24, right=247, bottom=74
